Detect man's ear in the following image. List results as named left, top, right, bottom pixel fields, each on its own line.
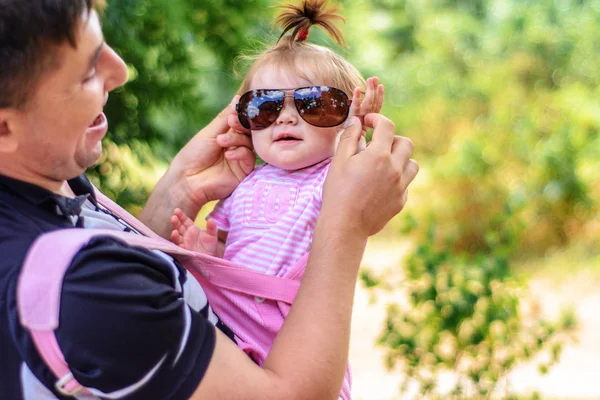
left=0, top=109, right=19, bottom=153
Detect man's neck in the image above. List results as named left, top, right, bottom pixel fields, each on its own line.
left=0, top=164, right=75, bottom=198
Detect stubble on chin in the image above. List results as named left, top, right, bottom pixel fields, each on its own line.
left=73, top=140, right=104, bottom=175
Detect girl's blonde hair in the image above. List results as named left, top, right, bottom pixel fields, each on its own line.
left=237, top=0, right=365, bottom=97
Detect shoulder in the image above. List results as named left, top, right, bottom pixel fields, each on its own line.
left=0, top=196, right=60, bottom=291
left=43, top=237, right=216, bottom=399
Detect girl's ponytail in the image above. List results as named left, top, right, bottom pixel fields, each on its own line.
left=274, top=0, right=345, bottom=46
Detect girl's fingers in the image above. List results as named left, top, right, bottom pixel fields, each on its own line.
left=347, top=87, right=362, bottom=120
left=362, top=78, right=375, bottom=114
left=174, top=208, right=194, bottom=229
left=171, top=214, right=180, bottom=229
left=376, top=84, right=384, bottom=113
left=171, top=230, right=183, bottom=246
left=353, top=87, right=362, bottom=104
left=206, top=219, right=218, bottom=237
left=172, top=212, right=190, bottom=236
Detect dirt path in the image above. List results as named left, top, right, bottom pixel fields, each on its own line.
left=349, top=239, right=600, bottom=400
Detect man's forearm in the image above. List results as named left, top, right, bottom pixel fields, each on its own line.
left=263, top=213, right=367, bottom=399
left=139, top=167, right=205, bottom=239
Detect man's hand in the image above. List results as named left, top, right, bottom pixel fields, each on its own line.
left=324, top=114, right=418, bottom=239
left=140, top=97, right=255, bottom=238
left=170, top=97, right=256, bottom=208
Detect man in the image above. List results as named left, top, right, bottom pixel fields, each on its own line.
left=0, top=1, right=418, bottom=399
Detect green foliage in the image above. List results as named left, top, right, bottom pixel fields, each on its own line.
left=87, top=140, right=167, bottom=216
left=373, top=222, right=576, bottom=398
left=92, top=0, right=274, bottom=209
left=361, top=0, right=600, bottom=254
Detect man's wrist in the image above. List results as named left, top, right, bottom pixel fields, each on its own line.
left=140, top=166, right=207, bottom=238
left=314, top=208, right=368, bottom=258
left=318, top=203, right=369, bottom=243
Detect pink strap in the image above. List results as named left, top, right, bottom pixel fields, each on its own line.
left=30, top=331, right=89, bottom=396
left=18, top=228, right=301, bottom=331
left=94, top=188, right=161, bottom=239
left=17, top=230, right=104, bottom=395
left=17, top=226, right=304, bottom=394
left=93, top=189, right=303, bottom=302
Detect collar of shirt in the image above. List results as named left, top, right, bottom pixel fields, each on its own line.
left=0, top=174, right=95, bottom=218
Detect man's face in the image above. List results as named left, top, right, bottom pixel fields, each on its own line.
left=7, top=10, right=128, bottom=183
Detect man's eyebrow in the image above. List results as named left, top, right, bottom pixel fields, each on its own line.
left=88, top=41, right=104, bottom=70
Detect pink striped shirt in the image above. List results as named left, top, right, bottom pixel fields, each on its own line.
left=208, top=158, right=331, bottom=277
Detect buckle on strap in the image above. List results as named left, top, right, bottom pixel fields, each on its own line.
left=55, top=372, right=83, bottom=396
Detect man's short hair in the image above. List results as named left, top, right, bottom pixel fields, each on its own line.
left=0, top=0, right=104, bottom=109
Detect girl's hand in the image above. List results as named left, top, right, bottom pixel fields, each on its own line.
left=348, top=76, right=384, bottom=124
left=171, top=208, right=219, bottom=256
left=345, top=76, right=384, bottom=151
left=170, top=96, right=256, bottom=209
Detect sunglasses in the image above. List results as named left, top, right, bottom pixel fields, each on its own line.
left=236, top=86, right=351, bottom=131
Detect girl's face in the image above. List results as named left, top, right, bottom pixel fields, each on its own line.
left=248, top=65, right=341, bottom=170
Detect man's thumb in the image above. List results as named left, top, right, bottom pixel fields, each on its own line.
left=334, top=117, right=363, bottom=159
left=203, top=95, right=239, bottom=138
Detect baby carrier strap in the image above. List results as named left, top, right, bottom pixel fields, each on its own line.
left=93, top=188, right=160, bottom=239
left=92, top=188, right=303, bottom=303
left=17, top=227, right=303, bottom=396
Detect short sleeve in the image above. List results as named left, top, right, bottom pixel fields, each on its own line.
left=207, top=198, right=231, bottom=232
left=56, top=237, right=216, bottom=400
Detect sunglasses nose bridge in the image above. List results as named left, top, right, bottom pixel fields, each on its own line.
left=277, top=92, right=297, bottom=111
left=274, top=95, right=300, bottom=126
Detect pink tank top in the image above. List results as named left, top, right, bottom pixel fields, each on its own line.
left=209, top=159, right=331, bottom=277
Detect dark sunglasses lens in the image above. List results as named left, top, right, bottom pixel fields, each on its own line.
left=238, top=90, right=284, bottom=130
left=295, top=86, right=350, bottom=128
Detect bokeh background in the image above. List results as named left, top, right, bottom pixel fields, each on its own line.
left=96, top=1, right=599, bottom=398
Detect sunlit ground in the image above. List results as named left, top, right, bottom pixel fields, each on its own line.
left=350, top=232, right=600, bottom=400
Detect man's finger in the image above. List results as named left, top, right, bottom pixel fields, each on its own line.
left=391, top=136, right=415, bottom=167
left=228, top=112, right=250, bottom=134
left=364, top=113, right=395, bottom=153
left=334, top=117, right=364, bottom=159
left=200, top=95, right=240, bottom=139
left=401, top=159, right=420, bottom=191
left=217, top=130, right=253, bottom=150
left=400, top=190, right=408, bottom=209
left=226, top=147, right=256, bottom=180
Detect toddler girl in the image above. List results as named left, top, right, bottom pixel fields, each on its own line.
left=171, top=1, right=383, bottom=398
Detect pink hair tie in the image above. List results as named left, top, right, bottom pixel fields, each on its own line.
left=297, top=28, right=310, bottom=41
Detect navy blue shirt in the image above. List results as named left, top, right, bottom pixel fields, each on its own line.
left=0, top=174, right=225, bottom=399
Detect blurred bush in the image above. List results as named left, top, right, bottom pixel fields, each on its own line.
left=92, top=0, right=276, bottom=210
left=344, top=0, right=597, bottom=396
left=351, top=0, right=600, bottom=255
left=369, top=222, right=576, bottom=398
